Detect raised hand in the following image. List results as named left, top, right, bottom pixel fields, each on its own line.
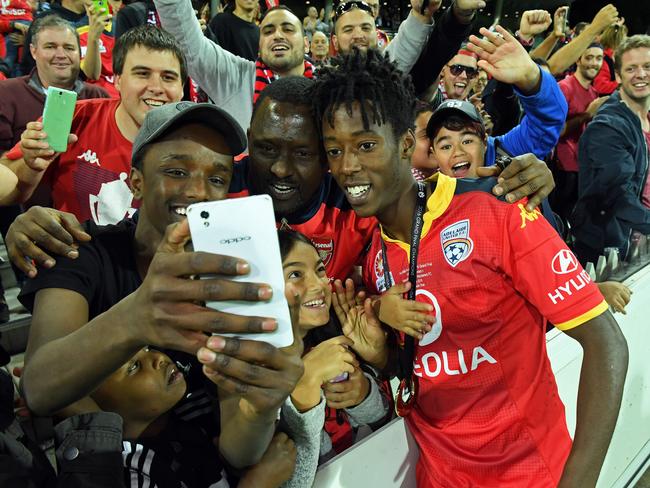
left=590, top=4, right=619, bottom=35
left=338, top=298, right=387, bottom=368
left=6, top=206, right=91, bottom=277
left=467, top=26, right=540, bottom=93
left=331, top=278, right=366, bottom=318
left=290, top=335, right=357, bottom=412
left=519, top=10, right=552, bottom=42
left=410, top=0, right=442, bottom=22
left=83, top=0, right=111, bottom=39
left=553, top=6, right=569, bottom=38
left=452, top=0, right=487, bottom=23
left=19, top=121, right=78, bottom=171
left=374, top=281, right=435, bottom=340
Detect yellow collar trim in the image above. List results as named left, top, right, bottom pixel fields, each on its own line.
left=380, top=173, right=457, bottom=255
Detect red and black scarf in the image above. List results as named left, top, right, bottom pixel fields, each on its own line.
left=253, top=59, right=315, bottom=104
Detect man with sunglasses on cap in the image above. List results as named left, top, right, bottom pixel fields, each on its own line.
left=152, top=0, right=435, bottom=133
left=439, top=48, right=480, bottom=101
left=424, top=28, right=567, bottom=174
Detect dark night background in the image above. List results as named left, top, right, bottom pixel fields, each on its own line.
left=279, top=0, right=649, bottom=36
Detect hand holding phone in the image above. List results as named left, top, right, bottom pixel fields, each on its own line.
left=42, top=87, right=77, bottom=153
left=187, top=195, right=294, bottom=348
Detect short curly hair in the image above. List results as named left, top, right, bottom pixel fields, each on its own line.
left=312, top=48, right=416, bottom=139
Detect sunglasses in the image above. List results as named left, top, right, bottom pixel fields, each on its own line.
left=335, top=1, right=374, bottom=21
left=448, top=64, right=479, bottom=79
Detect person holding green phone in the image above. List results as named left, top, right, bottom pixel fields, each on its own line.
left=1, top=25, right=185, bottom=225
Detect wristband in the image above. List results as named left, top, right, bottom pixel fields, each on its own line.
left=515, top=30, right=535, bottom=47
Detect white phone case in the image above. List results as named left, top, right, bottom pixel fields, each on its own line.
left=186, top=195, right=293, bottom=348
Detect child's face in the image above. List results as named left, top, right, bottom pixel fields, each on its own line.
left=283, top=241, right=332, bottom=332
left=92, top=348, right=186, bottom=423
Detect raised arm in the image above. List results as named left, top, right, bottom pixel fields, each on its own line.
left=468, top=26, right=568, bottom=161
left=384, top=0, right=437, bottom=75
left=80, top=4, right=110, bottom=81
left=529, top=7, right=568, bottom=61
left=548, top=4, right=618, bottom=76
left=153, top=0, right=256, bottom=130
left=409, top=1, right=476, bottom=96
left=0, top=120, right=77, bottom=204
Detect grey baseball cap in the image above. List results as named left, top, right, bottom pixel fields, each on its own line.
left=132, top=101, right=247, bottom=162
left=426, top=99, right=484, bottom=139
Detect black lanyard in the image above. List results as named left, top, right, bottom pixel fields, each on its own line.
left=380, top=181, right=427, bottom=383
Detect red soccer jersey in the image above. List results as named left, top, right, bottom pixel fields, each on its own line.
left=78, top=26, right=118, bottom=98
left=556, top=75, right=599, bottom=172
left=229, top=157, right=377, bottom=281
left=8, top=98, right=137, bottom=224
left=0, top=0, right=32, bottom=26
left=363, top=174, right=608, bottom=488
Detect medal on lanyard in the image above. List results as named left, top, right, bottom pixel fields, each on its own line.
left=380, top=181, right=427, bottom=417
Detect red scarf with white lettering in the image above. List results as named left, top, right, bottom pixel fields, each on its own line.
left=253, top=59, right=315, bottom=104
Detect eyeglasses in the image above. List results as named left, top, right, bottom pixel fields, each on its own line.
left=448, top=64, right=479, bottom=79
left=334, top=1, right=374, bottom=21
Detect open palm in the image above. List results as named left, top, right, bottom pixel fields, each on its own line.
left=467, top=25, right=539, bottom=86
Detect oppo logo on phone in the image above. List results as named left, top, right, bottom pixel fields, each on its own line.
left=220, top=236, right=252, bottom=244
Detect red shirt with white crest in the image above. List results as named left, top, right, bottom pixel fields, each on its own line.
left=6, top=98, right=137, bottom=225
left=363, top=173, right=608, bottom=487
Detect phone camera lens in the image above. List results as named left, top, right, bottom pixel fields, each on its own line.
left=200, top=211, right=209, bottom=219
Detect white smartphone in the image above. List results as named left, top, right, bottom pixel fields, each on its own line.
left=186, top=195, right=293, bottom=348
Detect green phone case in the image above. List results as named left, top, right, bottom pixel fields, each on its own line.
left=92, top=0, right=109, bottom=13
left=42, top=87, right=77, bottom=153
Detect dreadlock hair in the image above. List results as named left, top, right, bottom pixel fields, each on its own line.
left=252, top=76, right=315, bottom=119
left=312, top=48, right=416, bottom=140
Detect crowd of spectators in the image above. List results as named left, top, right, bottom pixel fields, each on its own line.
left=0, top=0, right=647, bottom=486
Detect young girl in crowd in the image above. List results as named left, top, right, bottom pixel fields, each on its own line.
left=277, top=229, right=392, bottom=487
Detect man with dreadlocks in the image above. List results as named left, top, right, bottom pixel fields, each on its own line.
left=313, top=46, right=628, bottom=487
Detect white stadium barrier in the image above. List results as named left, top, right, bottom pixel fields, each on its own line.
left=315, top=264, right=650, bottom=488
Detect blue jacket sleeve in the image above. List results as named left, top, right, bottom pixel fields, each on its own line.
left=485, top=67, right=568, bottom=166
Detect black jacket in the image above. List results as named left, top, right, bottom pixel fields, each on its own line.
left=409, top=7, right=474, bottom=97
left=571, top=91, right=650, bottom=259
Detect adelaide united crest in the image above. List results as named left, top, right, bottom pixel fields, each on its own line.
left=440, top=219, right=474, bottom=268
